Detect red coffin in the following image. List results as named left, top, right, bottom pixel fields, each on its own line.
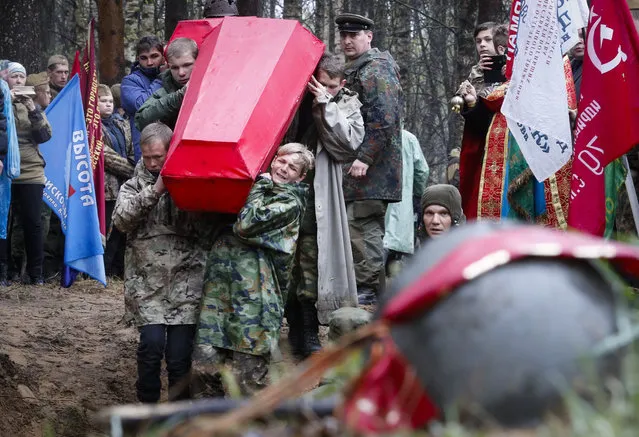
left=167, top=18, right=222, bottom=52
left=161, top=17, right=325, bottom=213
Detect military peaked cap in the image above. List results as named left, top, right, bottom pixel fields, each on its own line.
left=335, top=13, right=374, bottom=32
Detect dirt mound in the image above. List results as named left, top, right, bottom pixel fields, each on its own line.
left=0, top=279, right=333, bottom=436
left=0, top=352, right=34, bottom=436
left=0, top=280, right=138, bottom=436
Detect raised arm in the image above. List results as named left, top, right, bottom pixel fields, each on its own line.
left=233, top=177, right=306, bottom=254
left=312, top=92, right=365, bottom=163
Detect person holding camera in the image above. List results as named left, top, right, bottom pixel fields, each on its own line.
left=454, top=25, right=508, bottom=221
left=455, top=25, right=571, bottom=228
left=462, top=22, right=499, bottom=95
left=0, top=62, right=52, bottom=286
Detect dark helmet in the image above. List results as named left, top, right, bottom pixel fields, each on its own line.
left=203, top=0, right=239, bottom=17
left=377, top=222, right=637, bottom=427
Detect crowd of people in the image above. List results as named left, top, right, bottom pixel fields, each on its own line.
left=3, top=5, right=635, bottom=405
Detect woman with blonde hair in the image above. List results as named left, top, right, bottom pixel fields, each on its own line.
left=194, top=143, right=314, bottom=396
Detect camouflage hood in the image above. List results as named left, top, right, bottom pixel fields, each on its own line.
left=345, top=48, right=401, bottom=79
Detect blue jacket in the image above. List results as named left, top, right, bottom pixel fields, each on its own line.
left=121, top=63, right=162, bottom=162
left=0, top=87, right=7, bottom=160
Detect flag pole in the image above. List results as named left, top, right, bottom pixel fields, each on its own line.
left=622, top=155, right=639, bottom=235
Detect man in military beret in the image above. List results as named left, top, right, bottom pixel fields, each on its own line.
left=24, top=71, right=55, bottom=281
left=47, top=54, right=69, bottom=100
left=44, top=56, right=70, bottom=280
left=335, top=12, right=403, bottom=305
left=26, top=72, right=51, bottom=110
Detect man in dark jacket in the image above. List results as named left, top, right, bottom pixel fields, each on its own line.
left=121, top=36, right=165, bottom=162
left=135, top=38, right=197, bottom=132
left=336, top=13, right=403, bottom=305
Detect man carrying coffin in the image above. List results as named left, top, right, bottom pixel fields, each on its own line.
left=113, top=122, right=214, bottom=403
left=135, top=38, right=198, bottom=132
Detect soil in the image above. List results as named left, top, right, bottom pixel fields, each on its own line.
left=0, top=279, right=330, bottom=437
left=0, top=279, right=138, bottom=437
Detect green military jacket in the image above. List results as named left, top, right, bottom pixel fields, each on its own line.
left=112, top=162, right=214, bottom=326
left=134, top=70, right=186, bottom=132
left=13, top=101, right=52, bottom=184
left=342, top=48, right=403, bottom=202
left=195, top=176, right=308, bottom=359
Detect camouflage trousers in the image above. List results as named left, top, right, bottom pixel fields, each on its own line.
left=192, top=348, right=269, bottom=398
left=347, top=200, right=388, bottom=290
left=291, top=233, right=318, bottom=305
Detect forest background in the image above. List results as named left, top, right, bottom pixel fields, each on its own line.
left=0, top=0, right=511, bottom=182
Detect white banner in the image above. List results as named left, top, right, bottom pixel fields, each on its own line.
left=558, top=0, right=590, bottom=55
left=502, top=0, right=573, bottom=182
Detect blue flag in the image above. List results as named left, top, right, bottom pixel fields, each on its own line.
left=41, top=75, right=106, bottom=286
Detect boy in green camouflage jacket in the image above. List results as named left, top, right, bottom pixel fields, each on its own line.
left=194, top=143, right=314, bottom=396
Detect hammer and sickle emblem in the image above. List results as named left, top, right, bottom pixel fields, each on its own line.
left=588, top=12, right=628, bottom=74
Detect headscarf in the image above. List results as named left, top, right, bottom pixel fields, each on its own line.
left=420, top=184, right=466, bottom=226
left=7, top=62, right=26, bottom=77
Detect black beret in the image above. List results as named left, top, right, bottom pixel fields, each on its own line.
left=335, top=13, right=374, bottom=32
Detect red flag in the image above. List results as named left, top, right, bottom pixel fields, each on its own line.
left=568, top=0, right=639, bottom=235
left=71, top=19, right=106, bottom=237
left=71, top=51, right=81, bottom=79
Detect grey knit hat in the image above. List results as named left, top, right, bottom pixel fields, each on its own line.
left=7, top=62, right=27, bottom=77
left=421, top=184, right=466, bottom=225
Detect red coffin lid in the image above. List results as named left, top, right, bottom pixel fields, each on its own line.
left=166, top=18, right=223, bottom=55
left=161, top=17, right=325, bottom=213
